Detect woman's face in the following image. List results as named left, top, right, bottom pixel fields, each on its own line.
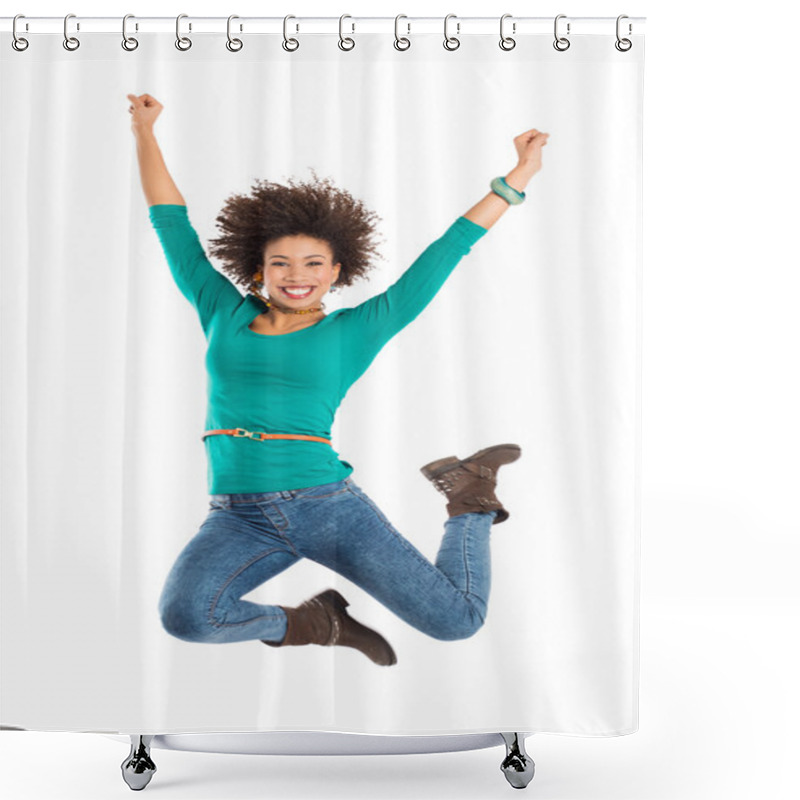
left=260, top=235, right=342, bottom=308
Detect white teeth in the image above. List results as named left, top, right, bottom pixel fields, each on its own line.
left=283, top=286, right=313, bottom=296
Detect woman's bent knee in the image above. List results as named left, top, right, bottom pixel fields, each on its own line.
left=158, top=593, right=218, bottom=642
left=427, top=609, right=486, bottom=641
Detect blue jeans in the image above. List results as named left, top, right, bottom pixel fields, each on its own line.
left=158, top=476, right=498, bottom=644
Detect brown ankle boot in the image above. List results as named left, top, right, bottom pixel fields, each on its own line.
left=420, top=443, right=522, bottom=524
left=261, top=589, right=397, bottom=666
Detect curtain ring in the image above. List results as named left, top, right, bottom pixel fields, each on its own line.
left=122, top=14, right=139, bottom=52
left=499, top=13, right=516, bottom=51
left=615, top=14, right=632, bottom=52
left=63, top=13, right=80, bottom=51
left=175, top=14, right=192, bottom=51
left=339, top=15, right=355, bottom=51
left=553, top=14, right=570, bottom=51
left=283, top=15, right=299, bottom=51
left=394, top=14, right=411, bottom=51
left=443, top=14, right=460, bottom=51
left=227, top=15, right=243, bottom=52
left=12, top=14, right=29, bottom=52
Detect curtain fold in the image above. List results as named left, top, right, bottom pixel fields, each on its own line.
left=1, top=28, right=643, bottom=736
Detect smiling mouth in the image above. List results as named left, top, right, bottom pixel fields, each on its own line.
left=280, top=286, right=315, bottom=299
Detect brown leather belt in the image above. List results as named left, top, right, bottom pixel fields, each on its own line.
left=202, top=428, right=332, bottom=446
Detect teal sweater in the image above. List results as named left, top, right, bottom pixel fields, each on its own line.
left=149, top=203, right=487, bottom=493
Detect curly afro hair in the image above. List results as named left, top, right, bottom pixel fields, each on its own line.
left=207, top=170, right=386, bottom=293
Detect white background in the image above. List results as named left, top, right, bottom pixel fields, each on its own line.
left=1, top=1, right=798, bottom=799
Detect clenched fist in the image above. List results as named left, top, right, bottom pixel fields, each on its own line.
left=126, top=93, right=164, bottom=134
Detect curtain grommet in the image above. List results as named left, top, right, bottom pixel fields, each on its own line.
left=338, top=15, right=355, bottom=51
left=63, top=13, right=80, bottom=51
left=394, top=15, right=411, bottom=51
left=553, top=14, right=570, bottom=51
left=283, top=15, right=300, bottom=52
left=175, top=13, right=192, bottom=51
left=11, top=14, right=29, bottom=51
left=443, top=14, right=460, bottom=51
left=121, top=14, right=139, bottom=52
left=615, top=15, right=633, bottom=51
left=226, top=15, right=243, bottom=52
left=499, top=14, right=516, bottom=51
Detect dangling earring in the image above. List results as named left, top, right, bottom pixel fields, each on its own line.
left=250, top=270, right=269, bottom=305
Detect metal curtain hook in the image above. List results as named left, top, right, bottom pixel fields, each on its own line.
left=227, top=14, right=243, bottom=51
left=615, top=14, right=632, bottom=51
left=553, top=14, right=570, bottom=51
left=283, top=15, right=299, bottom=51
left=176, top=14, right=192, bottom=50
left=339, top=14, right=355, bottom=51
left=394, top=14, right=411, bottom=51
left=12, top=14, right=29, bottom=51
left=122, top=14, right=139, bottom=51
left=443, top=13, right=460, bottom=51
left=499, top=13, right=516, bottom=51
left=63, top=13, right=80, bottom=51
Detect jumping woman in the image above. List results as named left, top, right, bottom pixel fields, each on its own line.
left=128, top=92, right=549, bottom=667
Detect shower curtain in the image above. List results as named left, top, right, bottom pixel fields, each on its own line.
left=0, top=16, right=643, bottom=737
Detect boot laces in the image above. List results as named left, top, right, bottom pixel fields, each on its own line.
left=432, top=473, right=457, bottom=494
left=432, top=463, right=494, bottom=494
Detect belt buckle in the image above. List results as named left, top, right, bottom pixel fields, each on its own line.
left=233, top=428, right=267, bottom=441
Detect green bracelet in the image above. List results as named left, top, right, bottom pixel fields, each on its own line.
left=490, top=176, right=526, bottom=205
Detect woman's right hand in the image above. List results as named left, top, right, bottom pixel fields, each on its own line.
left=127, top=93, right=163, bottom=135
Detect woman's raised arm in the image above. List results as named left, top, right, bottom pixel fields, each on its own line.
left=127, top=93, right=186, bottom=207
left=129, top=93, right=243, bottom=335
left=461, top=128, right=550, bottom=230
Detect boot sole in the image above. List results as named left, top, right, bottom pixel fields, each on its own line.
left=421, top=444, right=522, bottom=479
left=463, top=443, right=522, bottom=466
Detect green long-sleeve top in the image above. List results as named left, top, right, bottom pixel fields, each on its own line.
left=148, top=203, right=488, bottom=494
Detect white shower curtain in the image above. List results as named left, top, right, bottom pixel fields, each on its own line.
left=0, top=20, right=643, bottom=736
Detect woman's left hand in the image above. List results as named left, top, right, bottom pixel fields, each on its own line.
left=460, top=128, right=551, bottom=230
left=513, top=129, right=550, bottom=175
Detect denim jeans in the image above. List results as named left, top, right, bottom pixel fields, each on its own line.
left=158, top=475, right=498, bottom=644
